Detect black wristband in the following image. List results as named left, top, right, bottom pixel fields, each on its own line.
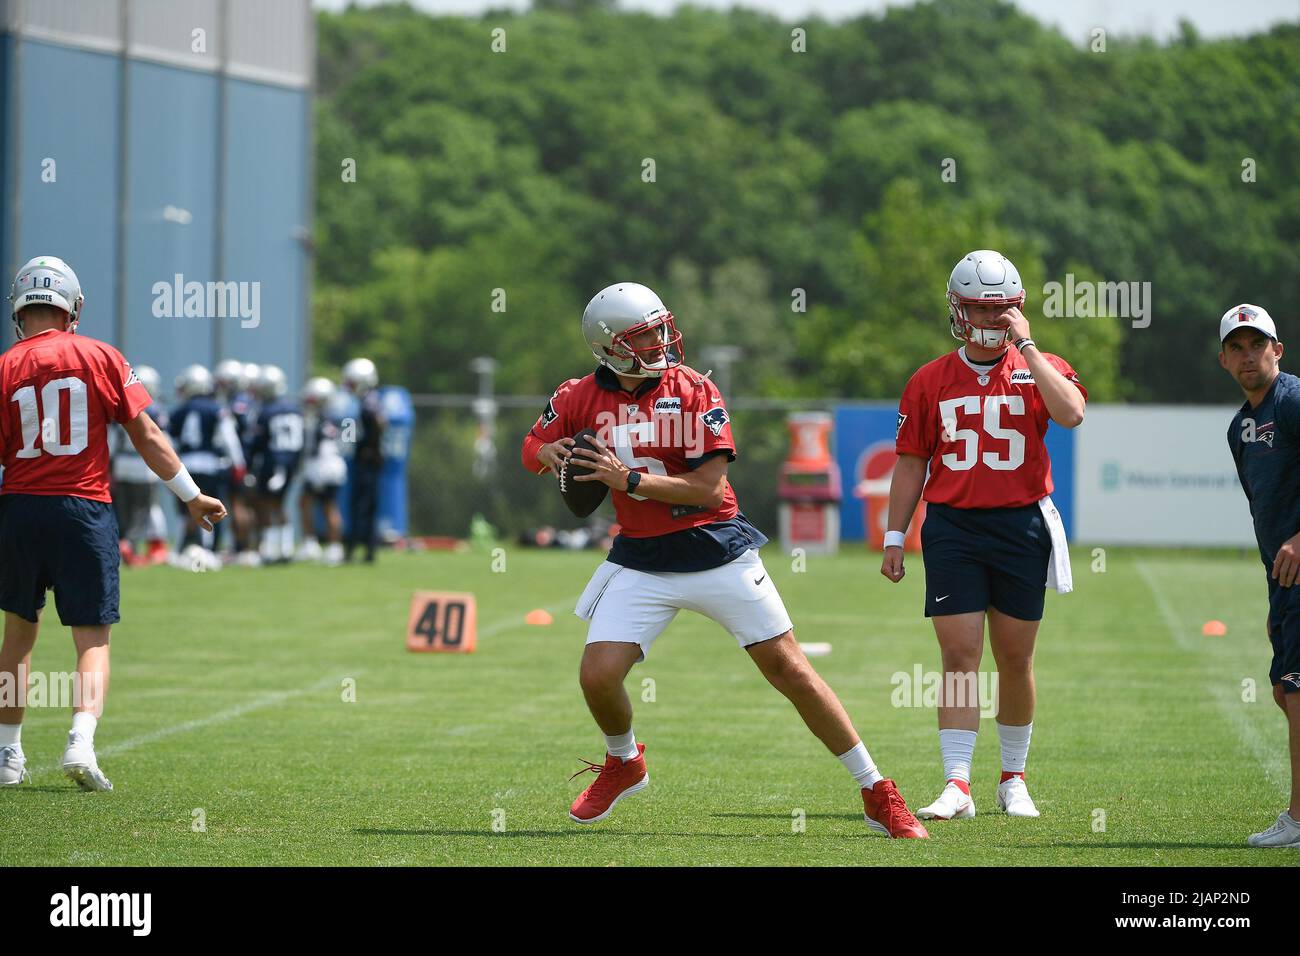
left=1015, top=337, right=1037, bottom=353
left=625, top=470, right=641, bottom=493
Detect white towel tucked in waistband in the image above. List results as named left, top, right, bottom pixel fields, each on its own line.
left=1038, top=495, right=1072, bottom=594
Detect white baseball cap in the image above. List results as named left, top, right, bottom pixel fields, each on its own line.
left=1219, top=303, right=1277, bottom=343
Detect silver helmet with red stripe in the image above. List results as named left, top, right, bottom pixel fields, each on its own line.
left=947, top=250, right=1025, bottom=351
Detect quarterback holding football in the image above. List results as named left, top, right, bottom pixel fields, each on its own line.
left=523, top=282, right=928, bottom=838
left=882, top=250, right=1086, bottom=821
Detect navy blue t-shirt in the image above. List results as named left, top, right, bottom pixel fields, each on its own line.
left=1228, top=371, right=1300, bottom=569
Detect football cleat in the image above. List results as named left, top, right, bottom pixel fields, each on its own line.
left=322, top=542, right=344, bottom=567
left=0, top=745, right=30, bottom=786
left=861, top=779, right=929, bottom=839
left=568, top=743, right=649, bottom=824
left=917, top=781, right=976, bottom=820
left=996, top=775, right=1040, bottom=817
left=1247, top=811, right=1300, bottom=848
left=62, top=732, right=112, bottom=792
left=295, top=538, right=323, bottom=562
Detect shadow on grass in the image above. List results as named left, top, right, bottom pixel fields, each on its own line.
left=355, top=828, right=811, bottom=839
left=1029, top=841, right=1273, bottom=851
left=712, top=812, right=862, bottom=821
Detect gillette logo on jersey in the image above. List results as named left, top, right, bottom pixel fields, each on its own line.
left=523, top=364, right=738, bottom=537
left=896, top=347, right=1087, bottom=509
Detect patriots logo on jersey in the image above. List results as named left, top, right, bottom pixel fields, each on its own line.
left=540, top=398, right=559, bottom=428
left=1282, top=672, right=1300, bottom=689
left=701, top=407, right=729, bottom=437
left=896, top=413, right=907, bottom=438
left=124, top=365, right=141, bottom=388
left=1257, top=424, right=1275, bottom=448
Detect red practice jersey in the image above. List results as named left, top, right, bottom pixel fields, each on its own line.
left=0, top=329, right=152, bottom=502
left=896, top=346, right=1086, bottom=509
left=522, top=364, right=738, bottom=537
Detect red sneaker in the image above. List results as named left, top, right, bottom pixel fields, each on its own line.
left=568, top=743, right=649, bottom=824
left=862, top=779, right=929, bottom=839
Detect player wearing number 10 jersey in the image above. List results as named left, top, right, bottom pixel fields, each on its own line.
left=0, top=256, right=225, bottom=793
left=882, top=250, right=1087, bottom=823
left=522, top=282, right=928, bottom=839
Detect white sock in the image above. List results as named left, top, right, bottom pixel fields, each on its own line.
left=281, top=525, right=295, bottom=554
left=0, top=722, right=21, bottom=749
left=939, top=728, right=977, bottom=784
left=71, top=711, right=97, bottom=745
left=837, top=741, right=884, bottom=789
left=604, top=729, right=638, bottom=762
left=997, top=721, right=1033, bottom=775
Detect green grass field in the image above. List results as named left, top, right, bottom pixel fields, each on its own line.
left=1, top=543, right=1294, bottom=866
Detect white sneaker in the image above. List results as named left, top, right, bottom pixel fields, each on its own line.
left=62, top=732, right=112, bottom=792
left=0, top=745, right=29, bottom=786
left=322, top=542, right=344, bottom=567
left=996, top=776, right=1040, bottom=817
left=295, top=539, right=323, bottom=562
left=917, top=781, right=975, bottom=820
left=235, top=550, right=263, bottom=568
left=1247, top=811, right=1300, bottom=848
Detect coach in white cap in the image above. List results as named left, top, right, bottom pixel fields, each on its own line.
left=1221, top=303, right=1300, bottom=847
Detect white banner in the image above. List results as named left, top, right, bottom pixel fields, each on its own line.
left=1074, top=405, right=1255, bottom=546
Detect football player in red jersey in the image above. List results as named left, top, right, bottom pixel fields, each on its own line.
left=881, top=251, right=1086, bottom=821
left=0, top=257, right=226, bottom=792
left=522, top=282, right=928, bottom=838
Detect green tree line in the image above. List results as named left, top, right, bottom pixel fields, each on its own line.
left=311, top=0, right=1299, bottom=534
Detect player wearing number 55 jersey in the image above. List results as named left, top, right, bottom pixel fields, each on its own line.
left=0, top=256, right=226, bottom=793
left=521, top=282, right=928, bottom=838
left=882, top=250, right=1086, bottom=822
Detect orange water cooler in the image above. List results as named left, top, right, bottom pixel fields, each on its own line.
left=777, top=413, right=842, bottom=555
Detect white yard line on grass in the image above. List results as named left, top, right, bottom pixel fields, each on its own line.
left=29, top=598, right=581, bottom=774
left=1136, top=559, right=1285, bottom=785
left=30, top=672, right=363, bottom=774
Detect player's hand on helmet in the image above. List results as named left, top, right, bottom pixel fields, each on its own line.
left=187, top=494, right=227, bottom=532
left=537, top=437, right=576, bottom=473
left=1273, top=531, right=1300, bottom=588
left=570, top=434, right=631, bottom=490
left=996, top=306, right=1031, bottom=343
left=881, top=546, right=905, bottom=583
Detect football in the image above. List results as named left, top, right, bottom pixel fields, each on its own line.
left=557, top=428, right=609, bottom=518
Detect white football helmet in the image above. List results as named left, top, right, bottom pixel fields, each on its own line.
left=175, top=364, right=215, bottom=399
left=301, top=376, right=335, bottom=406
left=342, top=357, right=378, bottom=393
left=9, top=255, right=84, bottom=339
left=581, top=282, right=683, bottom=378
left=134, top=364, right=161, bottom=399
left=242, top=362, right=262, bottom=393
left=947, top=250, right=1025, bottom=351
left=257, top=364, right=288, bottom=400
left=214, top=358, right=247, bottom=395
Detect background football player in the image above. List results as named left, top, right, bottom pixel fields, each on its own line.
left=297, top=376, right=347, bottom=566
left=0, top=256, right=225, bottom=791
left=341, top=358, right=385, bottom=564
left=169, top=364, right=245, bottom=571
left=1220, top=304, right=1300, bottom=847
left=521, top=282, right=928, bottom=838
left=882, top=250, right=1086, bottom=822
left=109, top=364, right=170, bottom=567
left=249, top=365, right=304, bottom=565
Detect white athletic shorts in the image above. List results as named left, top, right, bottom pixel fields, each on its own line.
left=575, top=548, right=793, bottom=662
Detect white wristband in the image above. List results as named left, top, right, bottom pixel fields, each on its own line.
left=165, top=465, right=201, bottom=502
left=883, top=530, right=906, bottom=550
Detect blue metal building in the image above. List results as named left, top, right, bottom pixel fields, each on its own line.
left=0, top=0, right=313, bottom=392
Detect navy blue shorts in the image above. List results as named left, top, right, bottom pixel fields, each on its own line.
left=1267, top=579, right=1300, bottom=693
left=0, top=494, right=121, bottom=626
left=257, top=461, right=297, bottom=499
left=920, top=502, right=1052, bottom=621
